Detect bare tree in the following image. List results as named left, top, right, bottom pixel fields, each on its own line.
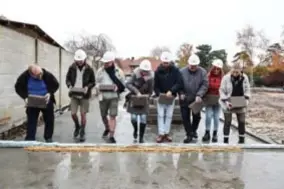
left=64, top=33, right=115, bottom=70
left=236, top=25, right=270, bottom=86
left=176, top=43, right=193, bottom=67
left=150, top=46, right=171, bottom=58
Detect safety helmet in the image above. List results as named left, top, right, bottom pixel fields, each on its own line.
left=212, top=59, right=223, bottom=68
left=139, top=59, right=152, bottom=71
left=160, top=51, right=173, bottom=62
left=74, top=49, right=87, bottom=61
left=187, top=54, right=200, bottom=65
left=101, top=51, right=116, bottom=63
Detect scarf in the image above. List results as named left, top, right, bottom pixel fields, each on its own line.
left=105, top=65, right=125, bottom=94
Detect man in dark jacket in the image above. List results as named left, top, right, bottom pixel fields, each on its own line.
left=66, top=49, right=95, bottom=142
left=154, top=52, right=182, bottom=143
left=14, top=64, right=59, bottom=142
left=179, top=54, right=209, bottom=143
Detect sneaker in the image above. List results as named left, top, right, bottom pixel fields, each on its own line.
left=109, top=137, right=116, bottom=143
left=156, top=135, right=164, bottom=143
left=183, top=136, right=193, bottom=144
left=164, top=134, right=172, bottom=142
left=102, top=130, right=109, bottom=138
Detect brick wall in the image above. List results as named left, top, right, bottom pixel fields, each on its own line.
left=0, top=25, right=91, bottom=125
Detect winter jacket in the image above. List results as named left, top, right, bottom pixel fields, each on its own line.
left=154, top=64, right=182, bottom=96
left=65, top=63, right=96, bottom=99
left=179, top=66, right=209, bottom=104
left=15, top=69, right=59, bottom=104
left=219, top=73, right=251, bottom=113
left=207, top=73, right=222, bottom=95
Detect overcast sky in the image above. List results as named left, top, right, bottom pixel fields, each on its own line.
left=1, top=0, right=284, bottom=60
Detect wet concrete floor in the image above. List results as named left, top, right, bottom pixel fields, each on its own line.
left=0, top=149, right=284, bottom=189
left=1, top=98, right=282, bottom=188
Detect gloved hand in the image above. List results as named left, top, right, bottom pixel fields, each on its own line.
left=195, top=96, right=202, bottom=103
left=45, top=93, right=50, bottom=104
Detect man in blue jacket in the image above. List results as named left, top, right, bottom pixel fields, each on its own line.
left=154, top=52, right=182, bottom=143
left=15, top=64, right=59, bottom=142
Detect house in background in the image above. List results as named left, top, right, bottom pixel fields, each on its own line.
left=118, top=57, right=162, bottom=75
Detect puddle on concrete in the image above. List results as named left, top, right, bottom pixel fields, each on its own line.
left=0, top=149, right=283, bottom=189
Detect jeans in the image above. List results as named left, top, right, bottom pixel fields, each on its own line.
left=180, top=105, right=201, bottom=136
left=157, top=101, right=175, bottom=135
left=25, top=102, right=54, bottom=141
left=205, top=105, right=221, bottom=131
left=131, top=114, right=147, bottom=124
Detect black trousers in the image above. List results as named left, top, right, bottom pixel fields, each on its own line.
left=180, top=105, right=201, bottom=136
left=223, top=112, right=245, bottom=137
left=25, top=102, right=54, bottom=141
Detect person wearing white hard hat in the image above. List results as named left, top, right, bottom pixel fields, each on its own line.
left=202, top=59, right=224, bottom=143
left=179, top=53, right=209, bottom=143
left=96, top=51, right=125, bottom=143
left=66, top=49, right=95, bottom=142
left=125, top=59, right=154, bottom=143
left=154, top=51, right=183, bottom=143
left=219, top=63, right=251, bottom=144
left=15, top=64, right=59, bottom=142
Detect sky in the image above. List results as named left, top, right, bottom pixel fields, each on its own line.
left=1, top=0, right=284, bottom=61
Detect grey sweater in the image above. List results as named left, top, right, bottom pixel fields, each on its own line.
left=180, top=66, right=209, bottom=103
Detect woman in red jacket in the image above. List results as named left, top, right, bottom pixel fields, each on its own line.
left=202, top=59, right=224, bottom=142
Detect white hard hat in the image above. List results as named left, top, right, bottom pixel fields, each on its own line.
left=139, top=59, right=152, bottom=71
left=188, top=54, right=200, bottom=65
left=101, top=51, right=115, bottom=63
left=212, top=59, right=223, bottom=68
left=74, top=49, right=87, bottom=61
left=160, top=51, right=173, bottom=62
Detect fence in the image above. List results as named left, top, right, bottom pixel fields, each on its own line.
left=0, top=25, right=88, bottom=126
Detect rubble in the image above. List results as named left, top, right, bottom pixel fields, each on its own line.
left=246, top=92, right=284, bottom=143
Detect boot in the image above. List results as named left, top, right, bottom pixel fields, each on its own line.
left=202, top=130, right=210, bottom=142
left=79, top=127, right=86, bottom=142
left=238, top=136, right=245, bottom=144
left=212, top=130, right=218, bottom=143
left=139, top=123, right=146, bottom=143
left=109, top=137, right=116, bottom=143
left=183, top=135, right=193, bottom=144
left=102, top=117, right=109, bottom=138
left=131, top=121, right=138, bottom=141
left=73, top=124, right=80, bottom=138
left=224, top=137, right=229, bottom=144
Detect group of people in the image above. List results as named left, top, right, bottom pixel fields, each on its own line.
left=14, top=48, right=250, bottom=144
left=125, top=51, right=250, bottom=144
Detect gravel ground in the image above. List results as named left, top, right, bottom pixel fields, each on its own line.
left=245, top=92, right=284, bottom=143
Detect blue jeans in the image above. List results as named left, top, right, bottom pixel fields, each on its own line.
left=157, top=101, right=175, bottom=135
left=205, top=105, right=221, bottom=131
left=131, top=114, right=147, bottom=124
